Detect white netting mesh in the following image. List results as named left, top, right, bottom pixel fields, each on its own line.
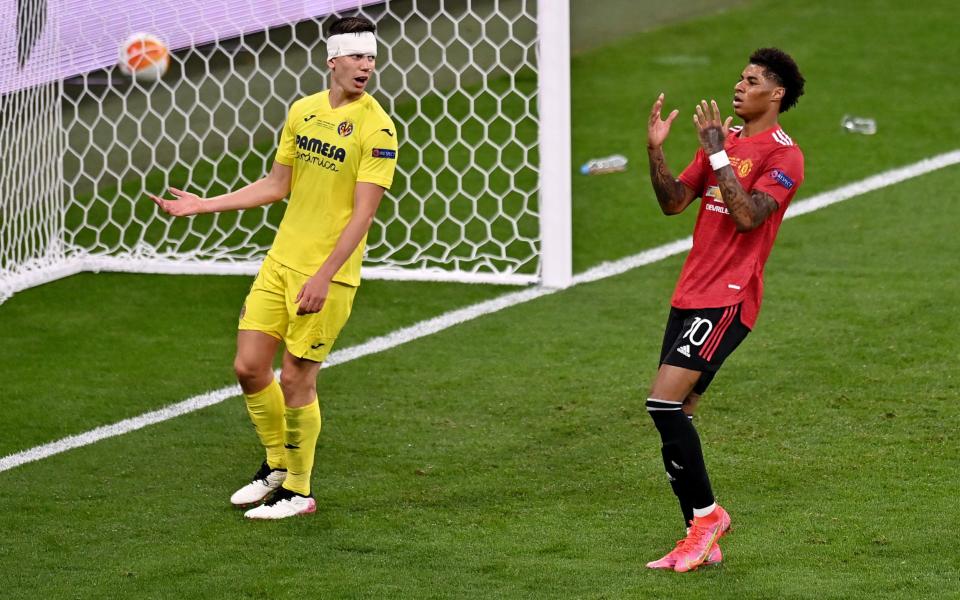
left=1, top=3, right=65, bottom=302
left=1, top=0, right=545, bottom=303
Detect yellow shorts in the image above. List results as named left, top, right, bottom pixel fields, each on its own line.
left=238, top=255, right=357, bottom=362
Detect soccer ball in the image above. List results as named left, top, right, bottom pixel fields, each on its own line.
left=118, top=33, right=170, bottom=81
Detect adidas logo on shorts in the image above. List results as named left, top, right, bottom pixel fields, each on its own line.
left=677, top=344, right=691, bottom=358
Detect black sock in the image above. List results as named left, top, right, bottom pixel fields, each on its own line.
left=662, top=445, right=694, bottom=527
left=646, top=398, right=715, bottom=514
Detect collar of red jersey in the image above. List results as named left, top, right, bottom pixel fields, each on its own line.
left=731, top=124, right=787, bottom=142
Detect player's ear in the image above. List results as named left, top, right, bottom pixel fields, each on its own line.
left=771, top=86, right=785, bottom=104
left=327, top=57, right=336, bottom=70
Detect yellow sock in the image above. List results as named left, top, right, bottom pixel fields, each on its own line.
left=243, top=379, right=286, bottom=469
left=282, top=399, right=321, bottom=496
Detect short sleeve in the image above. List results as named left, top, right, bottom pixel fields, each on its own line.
left=678, top=148, right=707, bottom=196
left=357, top=116, right=399, bottom=189
left=274, top=106, right=297, bottom=166
left=751, top=146, right=804, bottom=207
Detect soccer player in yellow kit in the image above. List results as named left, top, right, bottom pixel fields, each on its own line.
left=150, top=16, right=397, bottom=519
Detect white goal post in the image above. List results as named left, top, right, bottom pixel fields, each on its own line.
left=0, top=0, right=571, bottom=304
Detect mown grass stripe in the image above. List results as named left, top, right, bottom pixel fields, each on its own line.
left=2, top=148, right=958, bottom=474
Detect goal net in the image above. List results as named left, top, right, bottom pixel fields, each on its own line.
left=0, top=0, right=571, bottom=304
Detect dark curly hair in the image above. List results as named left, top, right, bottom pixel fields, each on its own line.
left=329, top=16, right=376, bottom=36
left=749, top=48, right=805, bottom=113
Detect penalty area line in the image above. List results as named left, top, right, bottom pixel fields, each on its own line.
left=2, top=149, right=958, bottom=474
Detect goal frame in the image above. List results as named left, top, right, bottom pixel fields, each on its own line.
left=0, top=0, right=571, bottom=304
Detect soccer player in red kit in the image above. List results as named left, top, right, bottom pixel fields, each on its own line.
left=642, top=48, right=806, bottom=572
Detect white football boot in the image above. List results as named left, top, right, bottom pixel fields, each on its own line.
left=244, top=486, right=316, bottom=519
left=230, top=461, right=287, bottom=507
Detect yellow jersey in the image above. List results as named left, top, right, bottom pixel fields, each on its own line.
left=269, top=90, right=398, bottom=286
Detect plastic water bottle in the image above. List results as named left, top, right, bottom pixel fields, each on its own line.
left=841, top=115, right=877, bottom=135
left=580, top=154, right=628, bottom=175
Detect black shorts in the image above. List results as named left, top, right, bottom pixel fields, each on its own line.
left=659, top=304, right=751, bottom=395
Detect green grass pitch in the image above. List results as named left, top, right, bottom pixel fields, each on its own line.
left=2, top=0, right=960, bottom=597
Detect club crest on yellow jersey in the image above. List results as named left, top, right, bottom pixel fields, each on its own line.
left=337, top=121, right=354, bottom=137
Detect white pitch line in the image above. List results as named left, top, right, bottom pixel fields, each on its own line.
left=784, top=149, right=960, bottom=218
left=2, top=149, right=959, bottom=474
left=571, top=148, right=960, bottom=286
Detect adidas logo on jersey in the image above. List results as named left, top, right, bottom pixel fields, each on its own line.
left=677, top=344, right=691, bottom=358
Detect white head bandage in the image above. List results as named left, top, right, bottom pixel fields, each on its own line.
left=326, top=31, right=377, bottom=60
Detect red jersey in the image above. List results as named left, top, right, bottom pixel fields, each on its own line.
left=674, top=125, right=804, bottom=328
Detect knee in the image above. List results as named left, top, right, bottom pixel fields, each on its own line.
left=646, top=397, right=686, bottom=432
left=234, top=356, right=270, bottom=388
left=279, top=367, right=314, bottom=396
left=682, top=392, right=701, bottom=416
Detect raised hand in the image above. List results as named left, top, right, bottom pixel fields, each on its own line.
left=648, top=93, right=679, bottom=150
left=693, top=99, right=733, bottom=154
left=147, top=187, right=205, bottom=217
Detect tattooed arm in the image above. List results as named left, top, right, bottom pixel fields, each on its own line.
left=647, top=93, right=697, bottom=215
left=647, top=146, right=697, bottom=215
left=694, top=99, right=780, bottom=232
left=713, top=169, right=779, bottom=231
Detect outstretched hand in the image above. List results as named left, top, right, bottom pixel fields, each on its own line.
left=647, top=93, right=679, bottom=150
left=148, top=187, right=204, bottom=217
left=693, top=99, right=733, bottom=154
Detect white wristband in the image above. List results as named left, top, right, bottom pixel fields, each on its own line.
left=709, top=150, right=730, bottom=170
